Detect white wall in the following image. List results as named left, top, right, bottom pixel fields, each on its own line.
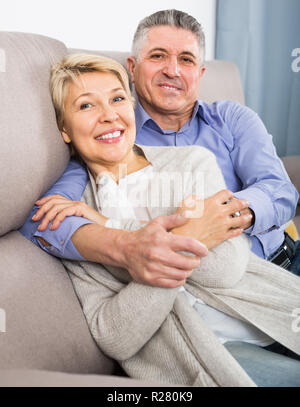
left=0, top=0, right=216, bottom=60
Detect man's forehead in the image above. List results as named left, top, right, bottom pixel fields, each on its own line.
left=141, top=25, right=200, bottom=56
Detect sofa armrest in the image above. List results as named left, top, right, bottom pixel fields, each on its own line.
left=281, top=156, right=300, bottom=199
left=281, top=156, right=300, bottom=234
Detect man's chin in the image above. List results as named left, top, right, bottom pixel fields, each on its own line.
left=151, top=98, right=185, bottom=114
left=156, top=104, right=186, bottom=115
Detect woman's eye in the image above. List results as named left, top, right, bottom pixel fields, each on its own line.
left=80, top=103, right=92, bottom=110
left=113, top=96, right=125, bottom=102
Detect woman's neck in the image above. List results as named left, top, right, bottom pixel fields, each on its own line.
left=88, top=151, right=150, bottom=184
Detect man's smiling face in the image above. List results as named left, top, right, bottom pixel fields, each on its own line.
left=127, top=25, right=205, bottom=119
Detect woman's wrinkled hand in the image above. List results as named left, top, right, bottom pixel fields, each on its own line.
left=32, top=194, right=107, bottom=231
left=172, top=190, right=252, bottom=250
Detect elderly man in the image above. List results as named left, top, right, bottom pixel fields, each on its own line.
left=20, top=9, right=299, bottom=286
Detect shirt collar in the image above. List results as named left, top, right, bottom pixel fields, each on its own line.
left=134, top=99, right=208, bottom=134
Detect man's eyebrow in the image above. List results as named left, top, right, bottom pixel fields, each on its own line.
left=180, top=51, right=197, bottom=59
left=147, top=47, right=168, bottom=54
left=147, top=48, right=197, bottom=59
left=72, top=88, right=124, bottom=105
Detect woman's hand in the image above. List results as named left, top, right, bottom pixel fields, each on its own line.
left=171, top=190, right=252, bottom=250
left=32, top=194, right=107, bottom=231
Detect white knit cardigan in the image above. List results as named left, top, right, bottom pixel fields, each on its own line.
left=62, top=145, right=300, bottom=387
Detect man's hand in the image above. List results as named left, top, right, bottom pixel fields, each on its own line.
left=172, top=190, right=253, bottom=250
left=118, top=214, right=208, bottom=288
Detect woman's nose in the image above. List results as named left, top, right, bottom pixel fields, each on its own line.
left=98, top=105, right=118, bottom=122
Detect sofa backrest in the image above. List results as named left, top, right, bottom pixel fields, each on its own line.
left=0, top=32, right=70, bottom=237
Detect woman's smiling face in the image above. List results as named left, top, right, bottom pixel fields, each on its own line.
left=61, top=71, right=137, bottom=175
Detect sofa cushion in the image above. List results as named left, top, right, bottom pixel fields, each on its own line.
left=0, top=231, right=115, bottom=374
left=0, top=32, right=70, bottom=237
left=281, top=156, right=300, bottom=201
left=0, top=369, right=167, bottom=387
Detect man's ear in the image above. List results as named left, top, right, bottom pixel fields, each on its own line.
left=126, top=56, right=136, bottom=83
left=61, top=128, right=72, bottom=144
left=199, top=66, right=206, bottom=79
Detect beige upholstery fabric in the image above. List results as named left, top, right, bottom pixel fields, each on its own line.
left=198, top=60, right=245, bottom=104
left=281, top=156, right=300, bottom=231
left=281, top=156, right=300, bottom=198
left=0, top=232, right=115, bottom=374
left=0, top=369, right=170, bottom=387
left=0, top=32, right=69, bottom=236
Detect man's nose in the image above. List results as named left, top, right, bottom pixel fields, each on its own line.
left=162, top=56, right=180, bottom=77
left=98, top=104, right=118, bottom=122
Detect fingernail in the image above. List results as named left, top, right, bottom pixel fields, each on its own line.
left=198, top=241, right=208, bottom=251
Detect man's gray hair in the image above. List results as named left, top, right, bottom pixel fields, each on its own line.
left=132, top=9, right=205, bottom=64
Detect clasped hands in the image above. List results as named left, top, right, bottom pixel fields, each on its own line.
left=31, top=190, right=253, bottom=287
left=172, top=192, right=254, bottom=250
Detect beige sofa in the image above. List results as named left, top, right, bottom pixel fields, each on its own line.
left=281, top=156, right=300, bottom=232
left=0, top=31, right=298, bottom=387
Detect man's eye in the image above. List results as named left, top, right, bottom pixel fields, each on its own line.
left=181, top=57, right=194, bottom=64
left=80, top=103, right=92, bottom=110
left=150, top=54, right=164, bottom=59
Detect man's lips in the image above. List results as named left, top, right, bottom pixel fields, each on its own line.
left=158, top=82, right=182, bottom=92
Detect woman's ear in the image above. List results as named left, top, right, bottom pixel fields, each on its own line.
left=61, top=128, right=72, bottom=144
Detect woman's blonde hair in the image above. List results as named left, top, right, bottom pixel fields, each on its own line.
left=50, top=53, right=133, bottom=130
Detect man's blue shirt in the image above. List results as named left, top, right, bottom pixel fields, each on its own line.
left=19, top=100, right=299, bottom=260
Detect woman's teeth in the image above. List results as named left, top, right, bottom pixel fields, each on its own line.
left=96, top=131, right=122, bottom=140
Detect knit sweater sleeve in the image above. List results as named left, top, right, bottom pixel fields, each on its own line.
left=64, top=260, right=178, bottom=361
left=189, top=150, right=251, bottom=288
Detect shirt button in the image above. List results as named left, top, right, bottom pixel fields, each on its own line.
left=60, top=240, right=64, bottom=246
